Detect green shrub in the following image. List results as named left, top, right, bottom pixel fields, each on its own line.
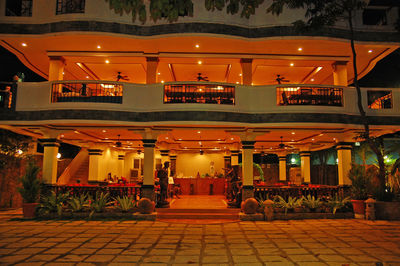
left=327, top=194, right=350, bottom=214
left=90, top=192, right=110, bottom=213
left=348, top=164, right=373, bottom=200
left=38, top=191, right=70, bottom=216
left=114, top=195, right=135, bottom=212
left=275, top=195, right=302, bottom=215
left=68, top=193, right=90, bottom=212
left=302, top=195, right=322, bottom=210
left=18, top=161, right=41, bottom=203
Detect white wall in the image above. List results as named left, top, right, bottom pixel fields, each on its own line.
left=176, top=152, right=224, bottom=178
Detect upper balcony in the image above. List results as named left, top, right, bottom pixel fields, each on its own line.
left=1, top=81, right=399, bottom=128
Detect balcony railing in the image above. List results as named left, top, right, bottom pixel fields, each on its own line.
left=368, top=90, right=392, bottom=109
left=277, top=86, right=343, bottom=106
left=51, top=81, right=123, bottom=104
left=56, top=0, right=85, bottom=15
left=164, top=84, right=235, bottom=105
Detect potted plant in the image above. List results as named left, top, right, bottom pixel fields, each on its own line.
left=302, top=195, right=323, bottom=212
left=17, top=161, right=41, bottom=218
left=348, top=164, right=373, bottom=219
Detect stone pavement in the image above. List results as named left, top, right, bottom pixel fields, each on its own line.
left=0, top=211, right=400, bottom=265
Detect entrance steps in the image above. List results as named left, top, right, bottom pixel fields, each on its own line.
left=156, top=208, right=240, bottom=220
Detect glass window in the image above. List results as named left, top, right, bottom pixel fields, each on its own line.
left=6, top=0, right=32, bottom=16
left=368, top=90, right=392, bottom=109
left=56, top=0, right=85, bottom=15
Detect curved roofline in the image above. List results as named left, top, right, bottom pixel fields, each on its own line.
left=0, top=21, right=399, bottom=42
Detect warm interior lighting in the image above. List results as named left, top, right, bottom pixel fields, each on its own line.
left=316, top=67, right=323, bottom=73
left=290, top=63, right=294, bottom=67
left=157, top=72, right=161, bottom=75
left=195, top=44, right=200, bottom=48
left=312, top=138, right=315, bottom=141
left=198, top=61, right=202, bottom=65
left=101, top=84, right=114, bottom=88
left=298, top=47, right=302, bottom=51
left=57, top=153, right=61, bottom=159
left=97, top=45, right=101, bottom=49
left=368, top=50, right=373, bottom=53
left=236, top=82, right=239, bottom=84
left=60, top=134, right=64, bottom=138
left=310, top=78, right=315, bottom=82
left=291, top=132, right=295, bottom=135
left=105, top=137, right=109, bottom=139
left=161, top=80, right=164, bottom=83
left=105, top=60, right=110, bottom=64
left=239, top=73, right=242, bottom=76
left=102, top=130, right=106, bottom=132
left=21, top=43, right=27, bottom=47
left=86, top=76, right=89, bottom=79
left=17, top=149, right=23, bottom=155
left=197, top=131, right=201, bottom=133
left=283, top=87, right=300, bottom=92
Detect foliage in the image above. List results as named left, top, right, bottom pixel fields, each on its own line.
left=327, top=194, right=350, bottom=214
left=301, top=195, right=322, bottom=210
left=137, top=198, right=155, bottom=214
left=67, top=193, right=90, bottom=212
left=275, top=195, right=302, bottom=215
left=238, top=162, right=264, bottom=181
left=17, top=161, right=41, bottom=203
left=114, top=195, right=135, bottom=212
left=105, top=0, right=146, bottom=23
left=150, top=0, right=193, bottom=22
left=90, top=192, right=110, bottom=213
left=38, top=191, right=69, bottom=216
left=0, top=129, right=31, bottom=170
left=205, top=0, right=264, bottom=18
left=348, top=164, right=373, bottom=200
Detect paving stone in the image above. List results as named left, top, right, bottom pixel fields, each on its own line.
left=232, top=255, right=261, bottom=263
left=259, top=255, right=290, bottom=262
left=142, top=255, right=171, bottom=263
left=84, top=254, right=116, bottom=262
left=202, top=255, right=229, bottom=263
left=317, top=254, right=349, bottom=262
left=80, top=243, right=106, bottom=249
left=104, top=243, right=130, bottom=249
left=26, top=254, right=59, bottom=262
left=203, top=248, right=228, bottom=255
left=111, top=255, right=142, bottom=262
left=173, top=255, right=200, bottom=263
left=287, top=254, right=319, bottom=262
left=43, top=248, right=74, bottom=254
left=70, top=248, right=98, bottom=255
left=14, top=248, right=46, bottom=255
left=148, top=249, right=176, bottom=255
left=95, top=248, right=123, bottom=255
left=121, top=248, right=148, bottom=255
left=373, top=254, right=400, bottom=262
left=55, top=254, right=89, bottom=262
left=0, top=248, right=18, bottom=255
left=282, top=248, right=310, bottom=254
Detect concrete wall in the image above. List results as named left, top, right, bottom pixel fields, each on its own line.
left=176, top=152, right=224, bottom=178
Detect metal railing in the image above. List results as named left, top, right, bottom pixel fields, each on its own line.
left=277, top=86, right=343, bottom=106
left=56, top=0, right=85, bottom=14
left=51, top=81, right=123, bottom=103
left=368, top=90, right=392, bottom=109
left=164, top=84, right=235, bottom=105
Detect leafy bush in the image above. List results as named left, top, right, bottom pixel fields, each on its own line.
left=18, top=161, right=41, bottom=203
left=348, top=164, right=373, bottom=200
left=38, top=191, right=69, bottom=216
left=275, top=195, right=302, bottom=215
left=327, top=194, right=351, bottom=214
left=114, top=195, right=135, bottom=212
left=68, top=193, right=90, bottom=212
left=302, top=195, right=322, bottom=211
left=90, top=192, right=110, bottom=213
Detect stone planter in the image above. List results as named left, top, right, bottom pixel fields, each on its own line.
left=375, top=201, right=400, bottom=220
left=22, top=203, right=39, bottom=218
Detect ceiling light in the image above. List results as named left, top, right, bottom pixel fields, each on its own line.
left=239, top=73, right=242, bottom=76
left=195, top=44, right=200, bottom=48
left=17, top=149, right=23, bottom=155
left=161, top=80, right=164, bottom=83
left=368, top=50, right=373, bottom=53
left=291, top=139, right=294, bottom=142
left=333, top=138, right=336, bottom=140
left=236, top=82, right=239, bottom=84
left=291, top=132, right=295, bottom=135
left=97, top=45, right=101, bottom=49
left=166, top=137, right=169, bottom=139
left=197, top=131, right=201, bottom=133
left=178, top=138, right=182, bottom=140
left=21, top=43, right=27, bottom=47
left=290, top=63, right=294, bottom=67
left=231, top=138, right=234, bottom=140
left=319, top=133, right=324, bottom=136
left=157, top=72, right=161, bottom=75
left=298, top=47, right=302, bottom=51
left=60, top=134, right=64, bottom=138
left=74, top=130, right=79, bottom=134
left=310, top=78, right=315, bottom=82
left=57, top=153, right=62, bottom=159
left=62, top=72, right=65, bottom=75
left=105, top=137, right=109, bottom=140
left=105, top=60, right=110, bottom=64
left=312, top=138, right=314, bottom=141
left=198, top=61, right=202, bottom=65
left=102, top=130, right=106, bottom=132
left=86, top=76, right=89, bottom=79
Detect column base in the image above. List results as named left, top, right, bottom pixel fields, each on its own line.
left=241, top=185, right=254, bottom=201
left=141, top=185, right=155, bottom=201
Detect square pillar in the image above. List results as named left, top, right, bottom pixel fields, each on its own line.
left=48, top=56, right=65, bottom=81
left=241, top=141, right=255, bottom=200
left=336, top=143, right=352, bottom=185
left=41, top=139, right=60, bottom=184
left=118, top=154, right=125, bottom=177
left=332, top=61, right=348, bottom=86
left=279, top=155, right=287, bottom=182
left=146, top=57, right=159, bottom=84
left=142, top=139, right=156, bottom=200
left=240, top=58, right=253, bottom=85
left=88, top=149, right=103, bottom=183
left=300, top=151, right=311, bottom=184
left=230, top=150, right=240, bottom=166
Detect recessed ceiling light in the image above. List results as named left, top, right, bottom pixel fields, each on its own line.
left=86, top=76, right=89, bottom=79
left=105, top=59, right=110, bottom=64
left=291, top=132, right=295, bottom=135
left=166, top=137, right=169, bottom=139
left=62, top=72, right=65, bottom=75
left=298, top=47, right=303, bottom=51
left=236, top=82, right=239, bottom=84
left=368, top=50, right=373, bottom=53
left=178, top=138, right=182, bottom=140
left=239, top=73, right=242, bottom=76
left=319, top=133, right=324, bottom=136
left=21, top=43, right=27, bottom=47
left=290, top=63, right=294, bottom=67
left=97, top=45, right=101, bottom=49
left=102, top=130, right=106, bottom=132
left=198, top=60, right=202, bottom=65
left=333, top=138, right=336, bottom=140
left=197, top=131, right=201, bottom=133
left=231, top=137, right=234, bottom=140
left=157, top=72, right=161, bottom=75
left=312, top=138, right=314, bottom=141
left=195, top=44, right=200, bottom=48
left=291, top=139, right=294, bottom=142
left=161, top=80, right=164, bottom=83
left=105, top=137, right=109, bottom=140
left=60, top=134, right=64, bottom=138
left=310, top=78, right=315, bottom=82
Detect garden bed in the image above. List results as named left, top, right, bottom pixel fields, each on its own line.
left=36, top=211, right=156, bottom=221
left=239, top=212, right=354, bottom=221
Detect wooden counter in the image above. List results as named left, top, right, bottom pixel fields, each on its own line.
left=174, top=177, right=226, bottom=195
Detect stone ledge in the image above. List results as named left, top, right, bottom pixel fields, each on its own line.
left=35, top=211, right=156, bottom=220
left=239, top=212, right=264, bottom=221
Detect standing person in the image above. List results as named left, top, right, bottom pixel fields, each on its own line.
left=157, top=161, right=169, bottom=204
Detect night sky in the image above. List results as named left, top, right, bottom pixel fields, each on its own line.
left=0, top=45, right=399, bottom=86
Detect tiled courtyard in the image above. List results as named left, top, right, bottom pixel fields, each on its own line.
left=0, top=210, right=400, bottom=265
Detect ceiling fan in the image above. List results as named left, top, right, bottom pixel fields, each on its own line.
left=196, top=73, right=209, bottom=82
left=115, top=134, right=122, bottom=147
left=116, top=72, right=129, bottom=81
left=276, top=74, right=290, bottom=84
left=276, top=136, right=294, bottom=149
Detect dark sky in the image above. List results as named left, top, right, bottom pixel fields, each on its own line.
left=0, top=45, right=399, bottom=86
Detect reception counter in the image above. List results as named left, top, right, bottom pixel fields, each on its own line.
left=174, top=177, right=226, bottom=195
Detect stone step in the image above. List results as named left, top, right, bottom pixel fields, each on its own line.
left=157, top=212, right=239, bottom=220
left=156, top=208, right=239, bottom=214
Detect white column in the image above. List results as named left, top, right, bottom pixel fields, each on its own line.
left=231, top=150, right=239, bottom=166
left=332, top=61, right=348, bottom=86
left=337, top=144, right=352, bottom=185
left=88, top=149, right=103, bottom=183
left=278, top=155, right=287, bottom=182
left=146, top=57, right=159, bottom=84
left=240, top=58, right=253, bottom=85
left=241, top=141, right=255, bottom=200
left=300, top=151, right=311, bottom=183
left=41, top=139, right=60, bottom=184
left=142, top=139, right=156, bottom=200
left=118, top=154, right=125, bottom=177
